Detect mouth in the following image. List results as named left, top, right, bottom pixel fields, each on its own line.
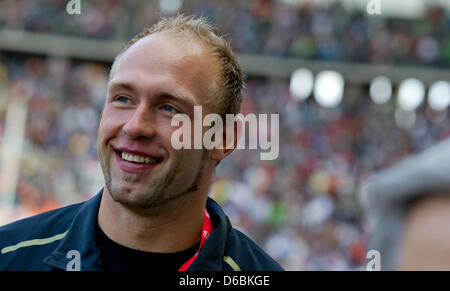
left=118, top=150, right=162, bottom=164
left=114, top=150, right=163, bottom=173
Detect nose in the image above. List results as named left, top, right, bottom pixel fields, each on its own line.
left=122, top=104, right=156, bottom=139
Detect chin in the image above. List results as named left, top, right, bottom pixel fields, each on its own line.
left=109, top=181, right=165, bottom=208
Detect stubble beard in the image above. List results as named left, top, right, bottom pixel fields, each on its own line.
left=101, top=150, right=208, bottom=211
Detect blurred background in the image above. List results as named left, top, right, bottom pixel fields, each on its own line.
left=0, top=0, right=449, bottom=270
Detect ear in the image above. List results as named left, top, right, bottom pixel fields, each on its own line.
left=210, top=116, right=243, bottom=162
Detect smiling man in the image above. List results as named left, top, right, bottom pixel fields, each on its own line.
left=0, top=15, right=284, bottom=271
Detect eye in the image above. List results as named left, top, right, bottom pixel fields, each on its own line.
left=160, top=104, right=179, bottom=113
left=117, top=96, right=131, bottom=103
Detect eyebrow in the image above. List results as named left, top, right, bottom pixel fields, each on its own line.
left=108, top=81, right=197, bottom=108
left=108, top=81, right=137, bottom=94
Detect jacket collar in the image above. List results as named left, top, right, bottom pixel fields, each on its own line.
left=188, top=197, right=230, bottom=271
left=43, top=189, right=104, bottom=271
left=43, top=189, right=230, bottom=271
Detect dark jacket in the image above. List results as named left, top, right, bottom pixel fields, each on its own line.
left=0, top=189, right=284, bottom=271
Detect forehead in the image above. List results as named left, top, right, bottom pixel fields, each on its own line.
left=110, top=32, right=220, bottom=106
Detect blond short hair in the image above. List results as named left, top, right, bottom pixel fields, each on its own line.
left=111, top=14, right=244, bottom=118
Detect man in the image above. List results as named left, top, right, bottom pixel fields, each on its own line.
left=0, top=15, right=283, bottom=271
left=361, top=137, right=450, bottom=270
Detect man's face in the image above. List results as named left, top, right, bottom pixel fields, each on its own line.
left=97, top=32, right=220, bottom=210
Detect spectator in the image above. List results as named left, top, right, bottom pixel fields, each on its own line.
left=361, top=138, right=450, bottom=270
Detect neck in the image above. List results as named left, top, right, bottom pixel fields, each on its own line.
left=97, top=187, right=207, bottom=253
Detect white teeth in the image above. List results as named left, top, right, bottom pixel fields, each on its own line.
left=120, top=151, right=158, bottom=164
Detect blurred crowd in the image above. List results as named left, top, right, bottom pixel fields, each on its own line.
left=0, top=0, right=449, bottom=271
left=0, top=52, right=448, bottom=270
left=0, top=0, right=449, bottom=67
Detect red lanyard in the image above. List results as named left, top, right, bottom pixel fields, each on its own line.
left=178, top=209, right=213, bottom=271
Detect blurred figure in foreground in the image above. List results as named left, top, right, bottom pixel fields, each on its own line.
left=361, top=137, right=450, bottom=270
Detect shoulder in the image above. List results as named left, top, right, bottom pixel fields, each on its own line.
left=202, top=197, right=284, bottom=271
left=225, top=227, right=285, bottom=271
left=0, top=201, right=86, bottom=270
left=0, top=201, right=84, bottom=250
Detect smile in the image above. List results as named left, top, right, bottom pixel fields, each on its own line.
left=114, top=150, right=163, bottom=174
left=120, top=151, right=159, bottom=164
